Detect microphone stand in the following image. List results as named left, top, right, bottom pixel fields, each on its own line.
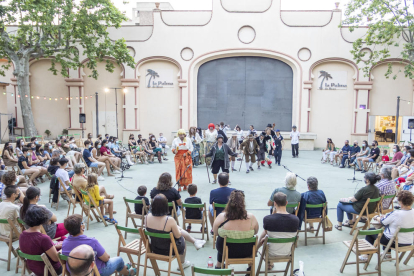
left=115, top=156, right=132, bottom=180
left=175, top=164, right=191, bottom=190
left=348, top=162, right=362, bottom=183
left=281, top=165, right=306, bottom=181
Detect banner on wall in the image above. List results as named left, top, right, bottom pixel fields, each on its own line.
left=318, top=70, right=348, bottom=90
left=145, top=69, right=174, bottom=88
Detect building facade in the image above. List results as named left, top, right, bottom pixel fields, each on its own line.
left=1, top=0, right=412, bottom=148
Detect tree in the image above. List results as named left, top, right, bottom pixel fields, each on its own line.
left=319, top=70, right=332, bottom=89
left=342, top=0, right=414, bottom=80
left=0, top=0, right=135, bottom=136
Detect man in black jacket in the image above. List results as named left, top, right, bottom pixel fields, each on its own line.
left=204, top=134, right=237, bottom=184
left=215, top=124, right=228, bottom=143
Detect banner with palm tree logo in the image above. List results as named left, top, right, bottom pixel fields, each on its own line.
left=145, top=69, right=174, bottom=88
left=318, top=70, right=347, bottom=90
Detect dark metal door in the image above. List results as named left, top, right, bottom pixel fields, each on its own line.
left=197, top=56, right=293, bottom=131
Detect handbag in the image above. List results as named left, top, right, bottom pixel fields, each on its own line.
left=324, top=215, right=333, bottom=232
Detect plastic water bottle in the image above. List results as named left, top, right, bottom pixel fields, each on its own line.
left=207, top=256, right=214, bottom=268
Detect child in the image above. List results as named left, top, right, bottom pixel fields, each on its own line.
left=134, top=185, right=150, bottom=215
left=382, top=149, right=389, bottom=162
left=184, top=184, right=203, bottom=232
left=85, top=173, right=117, bottom=224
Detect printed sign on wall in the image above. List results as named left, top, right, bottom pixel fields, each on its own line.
left=145, top=69, right=174, bottom=88
left=318, top=70, right=348, bottom=90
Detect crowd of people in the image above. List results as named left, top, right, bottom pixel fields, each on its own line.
left=1, top=129, right=414, bottom=276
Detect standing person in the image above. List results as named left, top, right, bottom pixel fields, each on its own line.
left=189, top=127, right=202, bottom=167
left=256, top=133, right=268, bottom=170
left=290, top=125, right=300, bottom=158
left=219, top=122, right=230, bottom=135
left=215, top=124, right=228, bottom=143
left=226, top=134, right=239, bottom=172
left=204, top=123, right=218, bottom=166
left=273, top=129, right=284, bottom=166
left=204, top=134, right=238, bottom=184
left=197, top=128, right=205, bottom=165
left=172, top=129, right=193, bottom=191
left=240, top=135, right=259, bottom=173
left=249, top=125, right=256, bottom=136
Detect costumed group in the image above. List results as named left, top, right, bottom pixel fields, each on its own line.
left=171, top=123, right=296, bottom=191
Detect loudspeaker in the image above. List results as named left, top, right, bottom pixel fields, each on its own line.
left=409, top=119, right=414, bottom=129
left=79, top=113, right=86, bottom=124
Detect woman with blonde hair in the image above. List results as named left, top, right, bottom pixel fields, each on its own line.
left=85, top=173, right=117, bottom=224
left=267, top=172, right=301, bottom=214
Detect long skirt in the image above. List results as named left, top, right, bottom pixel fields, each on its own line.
left=199, top=141, right=205, bottom=165
left=174, top=150, right=193, bottom=189
left=191, top=143, right=200, bottom=166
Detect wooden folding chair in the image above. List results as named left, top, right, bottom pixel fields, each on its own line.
left=55, top=177, right=75, bottom=214
left=368, top=156, right=381, bottom=172
left=212, top=202, right=227, bottom=249
left=15, top=249, right=58, bottom=276
left=286, top=202, right=300, bottom=216
left=350, top=197, right=383, bottom=235
left=168, top=201, right=179, bottom=225
left=221, top=236, right=257, bottom=276
left=0, top=218, right=20, bottom=271
left=182, top=203, right=209, bottom=241
left=340, top=228, right=384, bottom=276
left=192, top=265, right=234, bottom=275
left=115, top=224, right=148, bottom=276
left=364, top=227, right=414, bottom=275
left=380, top=194, right=396, bottom=215
left=256, top=235, right=298, bottom=276
left=303, top=202, right=327, bottom=246
left=139, top=228, right=184, bottom=276
left=70, top=183, right=94, bottom=221
left=80, top=189, right=108, bottom=230
left=123, top=197, right=148, bottom=238
left=58, top=253, right=101, bottom=276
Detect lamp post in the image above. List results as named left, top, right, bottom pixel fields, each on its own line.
left=104, top=87, right=127, bottom=138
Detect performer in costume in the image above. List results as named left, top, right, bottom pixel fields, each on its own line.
left=172, top=129, right=193, bottom=191
left=189, top=126, right=202, bottom=166
left=204, top=134, right=237, bottom=184
left=226, top=133, right=239, bottom=172
left=240, top=135, right=260, bottom=173
left=273, top=129, right=284, bottom=166
left=204, top=123, right=218, bottom=166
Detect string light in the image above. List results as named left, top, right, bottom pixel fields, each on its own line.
left=49, top=97, right=51, bottom=100
left=55, top=98, right=57, bottom=101
left=2, top=91, right=98, bottom=101
left=37, top=96, right=39, bottom=99
left=25, top=95, right=28, bottom=97
left=76, top=97, right=78, bottom=100
left=31, top=96, right=33, bottom=99
left=44, top=97, right=46, bottom=100
left=60, top=97, right=62, bottom=100
left=18, top=95, right=20, bottom=97
left=2, top=92, right=5, bottom=95
left=66, top=98, right=68, bottom=100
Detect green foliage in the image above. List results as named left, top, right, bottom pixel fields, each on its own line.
left=62, top=128, right=68, bottom=135
left=342, top=0, right=414, bottom=79
left=0, top=0, right=135, bottom=78
left=44, top=129, right=51, bottom=137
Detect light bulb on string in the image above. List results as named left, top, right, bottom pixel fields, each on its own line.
left=55, top=98, right=57, bottom=101
left=2, top=92, right=5, bottom=95
left=25, top=95, right=28, bottom=97
left=44, top=97, right=46, bottom=100
left=76, top=97, right=78, bottom=100
left=37, top=96, right=39, bottom=99
left=18, top=95, right=20, bottom=97
left=11, top=93, right=13, bottom=96
left=31, top=96, right=33, bottom=99
left=60, top=98, right=62, bottom=100
left=70, top=97, right=72, bottom=100
left=66, top=98, right=68, bottom=100
left=49, top=97, right=51, bottom=101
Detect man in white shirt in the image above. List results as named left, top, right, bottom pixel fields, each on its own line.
left=290, top=125, right=300, bottom=158
left=158, top=133, right=169, bottom=157
left=55, top=158, right=71, bottom=192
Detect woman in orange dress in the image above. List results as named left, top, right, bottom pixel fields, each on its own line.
left=172, top=129, right=193, bottom=191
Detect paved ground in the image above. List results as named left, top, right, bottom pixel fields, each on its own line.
left=1, top=150, right=412, bottom=275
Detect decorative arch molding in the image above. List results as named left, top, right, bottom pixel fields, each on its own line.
left=369, top=58, right=412, bottom=81
left=188, top=48, right=303, bottom=130
left=79, top=57, right=126, bottom=79
left=309, top=57, right=360, bottom=81
left=135, top=56, right=182, bottom=79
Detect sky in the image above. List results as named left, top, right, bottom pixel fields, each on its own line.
left=113, top=0, right=349, bottom=17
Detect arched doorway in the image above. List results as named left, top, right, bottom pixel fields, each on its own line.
left=197, top=56, right=293, bottom=131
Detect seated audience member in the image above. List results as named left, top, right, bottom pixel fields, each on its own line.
left=128, top=134, right=137, bottom=152
left=0, top=186, right=21, bottom=238
left=1, top=171, right=25, bottom=203
left=145, top=194, right=206, bottom=269
left=2, top=142, right=18, bottom=167
left=67, top=244, right=96, bottom=276
left=56, top=158, right=72, bottom=192
left=92, top=140, right=121, bottom=176
left=208, top=173, right=235, bottom=229
left=72, top=163, right=88, bottom=191
left=334, top=140, right=351, bottom=165
left=62, top=214, right=136, bottom=276
left=62, top=137, right=81, bottom=163
left=20, top=186, right=68, bottom=241
left=213, top=190, right=259, bottom=270
left=150, top=172, right=182, bottom=216
left=297, top=177, right=327, bottom=231
left=321, top=138, right=336, bottom=164
left=347, top=140, right=361, bottom=168
left=258, top=192, right=299, bottom=269
left=360, top=190, right=414, bottom=261
left=142, top=138, right=155, bottom=163
left=18, top=147, right=41, bottom=186
left=43, top=142, right=53, bottom=161
left=100, top=139, right=122, bottom=170
left=83, top=140, right=105, bottom=181
left=111, top=137, right=134, bottom=166
left=134, top=185, right=150, bottom=216
left=47, top=158, right=60, bottom=175
left=336, top=172, right=380, bottom=230
left=391, top=148, right=413, bottom=179
left=184, top=184, right=203, bottom=232
left=338, top=140, right=352, bottom=168
left=268, top=173, right=301, bottom=215
left=158, top=133, right=169, bottom=157
left=15, top=139, right=24, bottom=158
left=148, top=135, right=163, bottom=163
left=19, top=206, right=62, bottom=275
left=352, top=140, right=370, bottom=170
left=85, top=173, right=117, bottom=224
left=360, top=140, right=380, bottom=173
left=376, top=167, right=396, bottom=210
